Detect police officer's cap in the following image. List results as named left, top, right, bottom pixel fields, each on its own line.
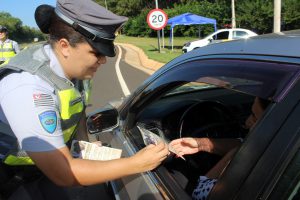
left=35, top=0, right=128, bottom=57
left=0, top=25, right=8, bottom=33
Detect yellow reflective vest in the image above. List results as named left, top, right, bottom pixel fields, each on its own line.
left=0, top=44, right=91, bottom=165
left=0, top=41, right=16, bottom=64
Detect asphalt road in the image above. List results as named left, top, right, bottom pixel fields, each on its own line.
left=84, top=45, right=151, bottom=200
left=86, top=45, right=149, bottom=113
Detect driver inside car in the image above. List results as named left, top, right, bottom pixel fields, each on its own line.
left=170, top=97, right=270, bottom=200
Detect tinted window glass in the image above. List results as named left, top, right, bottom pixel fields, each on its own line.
left=121, top=59, right=300, bottom=121
left=145, top=59, right=299, bottom=102
left=232, top=31, right=248, bottom=39
left=213, top=31, right=229, bottom=40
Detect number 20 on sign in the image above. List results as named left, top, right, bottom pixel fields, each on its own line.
left=147, top=9, right=168, bottom=31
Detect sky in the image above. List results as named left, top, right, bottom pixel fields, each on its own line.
left=0, top=0, right=56, bottom=28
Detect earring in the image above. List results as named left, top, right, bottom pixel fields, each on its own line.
left=97, top=56, right=104, bottom=64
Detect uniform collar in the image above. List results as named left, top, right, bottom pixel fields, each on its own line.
left=0, top=38, right=11, bottom=44
left=43, top=44, right=68, bottom=80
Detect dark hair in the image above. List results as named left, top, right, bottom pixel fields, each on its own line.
left=257, top=97, right=271, bottom=110
left=0, top=26, right=8, bottom=33
left=48, top=14, right=86, bottom=48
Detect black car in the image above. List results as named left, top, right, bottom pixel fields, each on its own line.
left=88, top=30, right=300, bottom=200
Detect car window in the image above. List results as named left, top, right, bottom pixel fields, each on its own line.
left=213, top=31, right=229, bottom=40
left=165, top=83, right=216, bottom=96
left=164, top=60, right=298, bottom=102
left=123, top=58, right=300, bottom=199
left=232, top=31, right=248, bottom=39
left=123, top=59, right=300, bottom=122
left=132, top=81, right=252, bottom=146
left=164, top=77, right=264, bottom=98
left=130, top=77, right=257, bottom=198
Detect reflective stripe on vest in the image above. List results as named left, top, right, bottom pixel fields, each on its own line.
left=1, top=44, right=87, bottom=165
left=0, top=42, right=16, bottom=61
left=3, top=148, right=35, bottom=165
left=57, top=88, right=84, bottom=142
left=4, top=155, right=34, bottom=165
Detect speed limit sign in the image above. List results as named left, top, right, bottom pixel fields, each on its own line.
left=147, top=9, right=168, bottom=30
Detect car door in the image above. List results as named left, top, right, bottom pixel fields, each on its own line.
left=117, top=55, right=300, bottom=200
left=209, top=78, right=300, bottom=200
left=268, top=143, right=300, bottom=200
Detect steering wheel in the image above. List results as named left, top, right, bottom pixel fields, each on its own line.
left=179, top=100, right=242, bottom=138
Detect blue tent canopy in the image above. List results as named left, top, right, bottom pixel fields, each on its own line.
left=168, top=12, right=217, bottom=31
left=167, top=13, right=217, bottom=50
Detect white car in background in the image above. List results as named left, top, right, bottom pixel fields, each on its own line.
left=182, top=28, right=257, bottom=53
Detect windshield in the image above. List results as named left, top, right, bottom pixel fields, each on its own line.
left=165, top=83, right=216, bottom=96
left=150, top=59, right=300, bottom=102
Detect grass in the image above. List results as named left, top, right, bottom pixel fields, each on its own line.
left=115, top=35, right=196, bottom=64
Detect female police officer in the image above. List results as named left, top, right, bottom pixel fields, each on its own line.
left=0, top=0, right=169, bottom=199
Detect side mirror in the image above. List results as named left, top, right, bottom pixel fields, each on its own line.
left=208, top=38, right=213, bottom=43
left=86, top=105, right=119, bottom=134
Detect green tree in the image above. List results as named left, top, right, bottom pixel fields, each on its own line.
left=92, top=0, right=300, bottom=36
left=236, top=0, right=273, bottom=34
left=282, top=0, right=300, bottom=30
left=0, top=12, right=47, bottom=43
left=0, top=12, right=23, bottom=41
left=95, top=0, right=203, bottom=17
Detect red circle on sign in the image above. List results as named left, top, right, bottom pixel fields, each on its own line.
left=147, top=9, right=168, bottom=30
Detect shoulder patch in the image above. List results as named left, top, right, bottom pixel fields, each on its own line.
left=39, top=110, right=57, bottom=134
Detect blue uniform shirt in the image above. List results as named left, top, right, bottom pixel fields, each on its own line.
left=0, top=45, right=66, bottom=154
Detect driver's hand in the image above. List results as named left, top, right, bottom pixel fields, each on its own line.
left=169, top=137, right=200, bottom=156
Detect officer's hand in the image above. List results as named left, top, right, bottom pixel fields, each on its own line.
left=130, top=142, right=169, bottom=172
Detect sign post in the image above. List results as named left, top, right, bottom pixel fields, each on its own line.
left=147, top=8, right=168, bottom=53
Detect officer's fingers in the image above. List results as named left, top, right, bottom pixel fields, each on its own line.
left=92, top=141, right=102, bottom=147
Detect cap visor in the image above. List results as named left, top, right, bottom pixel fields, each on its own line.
left=86, top=39, right=116, bottom=57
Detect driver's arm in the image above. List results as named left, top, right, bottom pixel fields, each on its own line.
left=170, top=137, right=241, bottom=157
left=199, top=138, right=241, bottom=156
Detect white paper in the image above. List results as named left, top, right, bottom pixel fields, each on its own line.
left=71, top=140, right=122, bottom=161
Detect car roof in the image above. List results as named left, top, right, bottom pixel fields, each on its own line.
left=216, top=28, right=254, bottom=32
